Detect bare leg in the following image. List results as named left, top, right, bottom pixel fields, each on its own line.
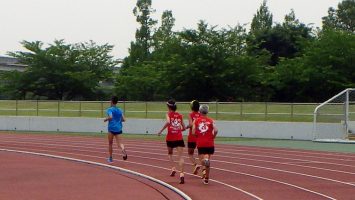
left=176, top=146, right=185, bottom=184
left=177, top=147, right=184, bottom=174
left=167, top=147, right=176, bottom=176
left=114, top=134, right=127, bottom=160
left=188, top=148, right=198, bottom=165
left=114, top=134, right=125, bottom=151
left=106, top=133, right=115, bottom=163
left=107, top=133, right=114, bottom=158
left=202, top=154, right=211, bottom=179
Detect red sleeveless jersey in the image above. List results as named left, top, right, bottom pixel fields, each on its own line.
left=194, top=116, right=215, bottom=148
left=188, top=111, right=201, bottom=143
left=166, top=111, right=184, bottom=141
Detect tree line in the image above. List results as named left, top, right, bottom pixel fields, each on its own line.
left=1, top=0, right=354, bottom=102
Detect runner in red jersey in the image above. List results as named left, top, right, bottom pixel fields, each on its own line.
left=192, top=104, right=218, bottom=185
left=158, top=99, right=186, bottom=184
left=186, top=100, right=201, bottom=175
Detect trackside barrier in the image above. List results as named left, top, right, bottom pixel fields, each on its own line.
left=0, top=116, right=341, bottom=140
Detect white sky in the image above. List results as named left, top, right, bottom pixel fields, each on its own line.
left=0, top=0, right=342, bottom=59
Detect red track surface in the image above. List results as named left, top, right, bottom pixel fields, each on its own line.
left=0, top=151, right=179, bottom=200
left=1, top=132, right=355, bottom=200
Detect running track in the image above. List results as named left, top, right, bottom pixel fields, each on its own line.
left=1, top=133, right=355, bottom=199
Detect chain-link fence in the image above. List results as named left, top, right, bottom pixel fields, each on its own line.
left=0, top=100, right=319, bottom=122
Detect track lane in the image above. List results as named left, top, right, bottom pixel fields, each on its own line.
left=1, top=134, right=354, bottom=199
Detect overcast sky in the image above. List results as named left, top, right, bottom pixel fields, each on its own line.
left=0, top=0, right=342, bottom=59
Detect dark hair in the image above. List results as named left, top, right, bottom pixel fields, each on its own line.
left=190, top=100, right=200, bottom=112
left=166, top=99, right=177, bottom=111
left=111, top=96, right=119, bottom=104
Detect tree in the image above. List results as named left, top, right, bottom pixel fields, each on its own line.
left=250, top=0, right=273, bottom=35
left=153, top=10, right=176, bottom=50
left=115, top=63, right=164, bottom=100
left=6, top=40, right=116, bottom=100
left=322, top=0, right=355, bottom=33
left=248, top=10, right=313, bottom=66
left=125, top=0, right=157, bottom=67
left=271, top=29, right=355, bottom=102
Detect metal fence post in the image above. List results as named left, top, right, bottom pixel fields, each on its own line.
left=57, top=101, right=60, bottom=117
left=265, top=102, right=268, bottom=121
left=101, top=101, right=104, bottom=118
left=215, top=101, right=218, bottom=120
left=240, top=101, right=243, bottom=120
left=123, top=101, right=126, bottom=116
left=145, top=101, right=148, bottom=119
left=36, top=100, right=39, bottom=116
left=291, top=103, right=294, bottom=121
left=79, top=101, right=82, bottom=117
left=15, top=100, right=18, bottom=116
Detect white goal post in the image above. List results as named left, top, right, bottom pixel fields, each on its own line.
left=313, top=88, right=355, bottom=141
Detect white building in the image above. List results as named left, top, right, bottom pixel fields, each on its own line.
left=0, top=56, right=27, bottom=72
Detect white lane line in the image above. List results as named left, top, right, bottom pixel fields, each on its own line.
left=0, top=148, right=192, bottom=200
left=0, top=142, right=342, bottom=199
left=0, top=146, right=262, bottom=200
left=2, top=138, right=355, bottom=173
left=11, top=133, right=355, bottom=157
left=215, top=148, right=355, bottom=163
left=212, top=166, right=336, bottom=200
left=2, top=134, right=355, bottom=161
left=211, top=157, right=355, bottom=187
left=2, top=134, right=355, bottom=164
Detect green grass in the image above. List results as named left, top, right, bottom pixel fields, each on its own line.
left=0, top=100, right=322, bottom=122
left=218, top=139, right=355, bottom=153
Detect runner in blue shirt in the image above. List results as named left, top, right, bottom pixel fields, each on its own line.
left=104, top=96, right=127, bottom=163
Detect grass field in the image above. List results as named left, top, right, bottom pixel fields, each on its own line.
left=0, top=100, right=320, bottom=122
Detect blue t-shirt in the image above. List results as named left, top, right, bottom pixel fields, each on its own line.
left=106, top=106, right=123, bottom=132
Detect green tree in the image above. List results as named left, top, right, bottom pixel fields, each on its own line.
left=6, top=40, right=116, bottom=100
left=250, top=0, right=273, bottom=35
left=322, top=0, right=355, bottom=33
left=125, top=0, right=157, bottom=67
left=272, top=29, right=355, bottom=102
left=153, top=10, right=176, bottom=50
left=249, top=10, right=313, bottom=66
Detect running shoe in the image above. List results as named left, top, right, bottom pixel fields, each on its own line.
left=203, top=178, right=209, bottom=185
left=122, top=149, right=128, bottom=160
left=179, top=174, right=185, bottom=184
left=107, top=157, right=113, bottom=163
left=193, top=164, right=201, bottom=175
left=170, top=170, right=176, bottom=177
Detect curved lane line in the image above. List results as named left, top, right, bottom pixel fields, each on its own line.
left=3, top=138, right=355, bottom=172
left=0, top=147, right=263, bottom=200
left=2, top=139, right=355, bottom=185
left=0, top=144, right=333, bottom=199
left=0, top=148, right=192, bottom=200
left=0, top=136, right=353, bottom=198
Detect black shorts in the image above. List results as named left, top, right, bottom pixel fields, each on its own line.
left=166, top=140, right=185, bottom=148
left=198, top=147, right=215, bottom=155
left=187, top=142, right=197, bottom=149
left=110, top=131, right=122, bottom=135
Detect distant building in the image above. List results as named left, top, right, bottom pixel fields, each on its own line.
left=0, top=56, right=27, bottom=72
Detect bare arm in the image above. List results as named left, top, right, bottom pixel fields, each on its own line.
left=181, top=119, right=186, bottom=131
left=192, top=123, right=196, bottom=136
left=158, top=114, right=170, bottom=136
left=185, top=115, right=193, bottom=129
left=104, top=115, right=112, bottom=122
left=213, top=122, right=218, bottom=138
